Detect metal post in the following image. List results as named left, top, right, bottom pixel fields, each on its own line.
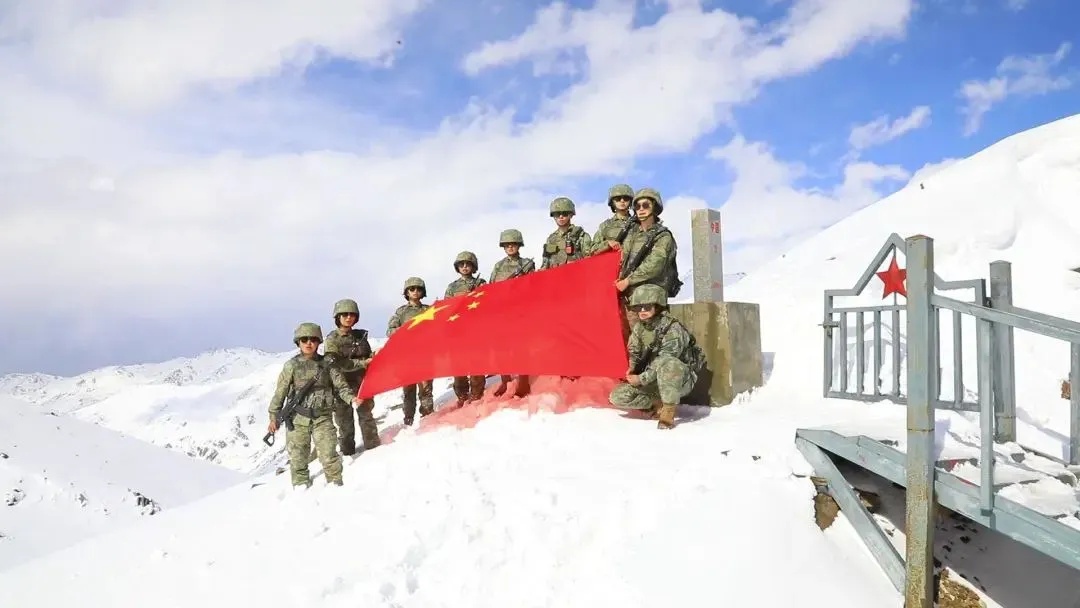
left=1070, top=344, right=1080, bottom=465
left=904, top=235, right=936, bottom=608
left=989, top=261, right=1017, bottom=441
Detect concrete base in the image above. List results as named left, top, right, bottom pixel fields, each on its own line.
left=668, top=301, right=764, bottom=406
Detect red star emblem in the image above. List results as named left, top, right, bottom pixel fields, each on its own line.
left=876, top=253, right=907, bottom=299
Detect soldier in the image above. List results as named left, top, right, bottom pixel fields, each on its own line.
left=445, top=251, right=488, bottom=406
left=488, top=229, right=535, bottom=398
left=609, top=285, right=705, bottom=430
left=323, top=298, right=381, bottom=454
left=540, top=197, right=592, bottom=270
left=266, top=322, right=358, bottom=487
left=613, top=187, right=681, bottom=329
left=386, top=277, right=436, bottom=425
left=590, top=183, right=636, bottom=255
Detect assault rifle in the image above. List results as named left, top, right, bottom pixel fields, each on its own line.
left=506, top=258, right=535, bottom=280
left=262, top=365, right=324, bottom=447
left=630, top=317, right=673, bottom=375
left=612, top=215, right=639, bottom=246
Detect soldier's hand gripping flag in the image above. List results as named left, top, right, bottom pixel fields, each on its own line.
left=356, top=251, right=630, bottom=399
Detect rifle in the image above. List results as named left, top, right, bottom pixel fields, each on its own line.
left=507, top=258, right=535, bottom=280
left=262, top=365, right=325, bottom=447
left=612, top=216, right=639, bottom=246
left=630, top=317, right=673, bottom=375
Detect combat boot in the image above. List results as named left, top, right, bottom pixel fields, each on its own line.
left=419, top=403, right=434, bottom=417
left=514, top=375, right=531, bottom=398
left=657, top=403, right=677, bottom=430
left=403, top=415, right=414, bottom=426
left=625, top=398, right=661, bottom=420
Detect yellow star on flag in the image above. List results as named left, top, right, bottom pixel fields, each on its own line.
left=467, top=301, right=480, bottom=310
left=407, top=304, right=448, bottom=329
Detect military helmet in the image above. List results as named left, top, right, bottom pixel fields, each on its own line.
left=454, top=250, right=478, bottom=272
left=629, top=284, right=668, bottom=308
left=403, top=276, right=427, bottom=299
left=549, top=196, right=576, bottom=216
left=607, top=183, right=634, bottom=211
left=633, top=187, right=663, bottom=215
left=499, top=228, right=524, bottom=246
left=332, top=298, right=360, bottom=317
left=293, top=322, right=323, bottom=344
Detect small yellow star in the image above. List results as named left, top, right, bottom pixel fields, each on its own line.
left=467, top=301, right=480, bottom=310
left=467, top=290, right=485, bottom=298
left=407, top=304, right=448, bottom=329
left=448, top=314, right=460, bottom=321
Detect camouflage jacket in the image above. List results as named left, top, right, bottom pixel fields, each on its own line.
left=445, top=275, right=486, bottom=298
left=628, top=314, right=699, bottom=386
left=590, top=214, right=634, bottom=254
left=323, top=328, right=373, bottom=390
left=267, top=354, right=356, bottom=420
left=489, top=256, right=536, bottom=282
left=387, top=302, right=430, bottom=336
left=540, top=225, right=592, bottom=269
left=619, top=221, right=676, bottom=289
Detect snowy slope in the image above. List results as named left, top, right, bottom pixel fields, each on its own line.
left=0, top=343, right=447, bottom=474
left=726, top=112, right=1080, bottom=457
left=0, top=396, right=244, bottom=572
left=0, top=386, right=904, bottom=608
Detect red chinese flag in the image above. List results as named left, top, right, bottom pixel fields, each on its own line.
left=357, top=250, right=629, bottom=398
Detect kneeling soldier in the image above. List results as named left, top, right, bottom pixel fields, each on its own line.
left=609, top=284, right=705, bottom=430
left=267, top=323, right=359, bottom=487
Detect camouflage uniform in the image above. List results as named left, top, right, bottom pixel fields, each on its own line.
left=609, top=285, right=704, bottom=430
left=387, top=277, right=435, bottom=425
left=618, top=187, right=678, bottom=328
left=267, top=323, right=356, bottom=486
left=489, top=229, right=536, bottom=282
left=541, top=197, right=593, bottom=269
left=324, top=299, right=380, bottom=454
left=590, top=183, right=636, bottom=255
left=489, top=229, right=534, bottom=397
left=445, top=251, right=488, bottom=403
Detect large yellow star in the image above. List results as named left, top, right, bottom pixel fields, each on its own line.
left=406, top=304, right=448, bottom=329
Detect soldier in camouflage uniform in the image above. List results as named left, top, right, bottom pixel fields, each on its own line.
left=590, top=183, right=636, bottom=255
left=540, top=197, right=592, bottom=270
left=614, top=187, right=679, bottom=330
left=266, top=322, right=358, bottom=486
left=445, top=251, right=488, bottom=405
left=488, top=229, right=535, bottom=398
left=323, top=298, right=380, bottom=454
left=609, top=285, right=704, bottom=430
left=386, top=277, right=435, bottom=425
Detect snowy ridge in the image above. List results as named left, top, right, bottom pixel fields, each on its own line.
left=0, top=340, right=454, bottom=475
left=0, top=396, right=244, bottom=572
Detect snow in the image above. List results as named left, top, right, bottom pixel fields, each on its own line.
left=4, top=114, right=1080, bottom=605
left=0, top=396, right=243, bottom=571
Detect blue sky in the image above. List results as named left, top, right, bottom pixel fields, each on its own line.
left=0, top=0, right=1077, bottom=377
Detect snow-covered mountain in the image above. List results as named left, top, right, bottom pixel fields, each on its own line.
left=0, top=396, right=243, bottom=572
left=5, top=115, right=1080, bottom=605
left=0, top=342, right=456, bottom=475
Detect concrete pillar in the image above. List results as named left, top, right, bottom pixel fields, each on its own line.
left=665, top=207, right=763, bottom=406
left=668, top=301, right=763, bottom=405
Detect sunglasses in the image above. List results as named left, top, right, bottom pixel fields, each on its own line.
left=628, top=304, right=655, bottom=312
left=298, top=337, right=321, bottom=344
left=610, top=196, right=631, bottom=203
left=633, top=200, right=654, bottom=210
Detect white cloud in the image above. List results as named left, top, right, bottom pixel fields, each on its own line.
left=958, top=42, right=1073, bottom=136
left=706, top=136, right=909, bottom=272
left=1005, top=0, right=1030, bottom=11
left=848, top=105, right=932, bottom=151
left=0, top=0, right=916, bottom=374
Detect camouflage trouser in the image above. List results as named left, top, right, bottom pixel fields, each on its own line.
left=332, top=397, right=380, bottom=454
left=403, top=380, right=435, bottom=421
left=610, top=355, right=696, bottom=409
left=453, top=375, right=487, bottom=402
left=287, top=414, right=342, bottom=487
